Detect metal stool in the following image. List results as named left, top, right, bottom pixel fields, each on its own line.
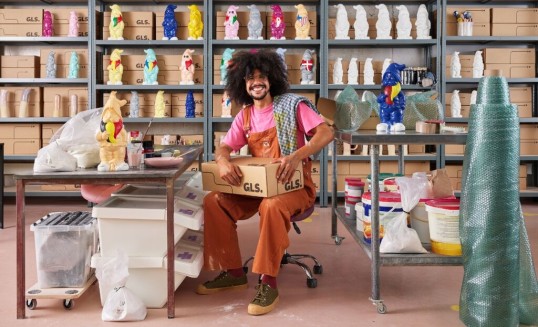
left=243, top=205, right=323, bottom=288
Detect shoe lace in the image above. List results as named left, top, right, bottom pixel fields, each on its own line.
left=253, top=284, right=269, bottom=303
left=213, top=271, right=229, bottom=281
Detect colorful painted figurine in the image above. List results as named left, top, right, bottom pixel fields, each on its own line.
left=129, top=91, right=139, bottom=118
left=334, top=4, right=350, bottom=40
left=46, top=50, right=56, bottom=78
left=333, top=57, right=343, bottom=84
left=67, top=51, right=79, bottom=78
left=180, top=49, right=195, bottom=85
left=143, top=49, right=159, bottom=85
left=108, top=4, right=124, bottom=40
left=363, top=57, right=374, bottom=85
left=300, top=49, right=315, bottom=84
left=247, top=4, right=263, bottom=40
left=224, top=5, right=240, bottom=40
left=220, top=48, right=235, bottom=85
left=42, top=10, right=53, bottom=37
left=294, top=4, right=311, bottom=40
left=416, top=4, right=432, bottom=39
left=188, top=4, right=204, bottom=40
left=353, top=5, right=369, bottom=40
left=270, top=4, right=286, bottom=40
left=276, top=47, right=287, bottom=70
left=473, top=50, right=484, bottom=78
left=68, top=11, right=79, bottom=37
left=396, top=5, right=412, bottom=39
left=107, top=48, right=124, bottom=85
left=451, top=51, right=462, bottom=78
left=154, top=90, right=166, bottom=118
left=162, top=4, right=178, bottom=40
left=96, top=91, right=128, bottom=172
left=185, top=90, right=195, bottom=118
left=375, top=4, right=392, bottom=39
left=221, top=91, right=232, bottom=118
left=376, top=62, right=406, bottom=133
left=348, top=57, right=359, bottom=84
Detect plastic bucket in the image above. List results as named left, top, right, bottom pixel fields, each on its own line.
left=345, top=177, right=364, bottom=198
left=367, top=173, right=403, bottom=192
left=359, top=192, right=403, bottom=244
left=425, top=199, right=461, bottom=256
left=410, top=199, right=431, bottom=245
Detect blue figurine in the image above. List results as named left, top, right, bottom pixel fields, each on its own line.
left=162, top=4, right=178, bottom=40
left=185, top=90, right=195, bottom=118
left=376, top=62, right=406, bottom=133
left=67, top=51, right=79, bottom=78
left=143, top=49, right=159, bottom=85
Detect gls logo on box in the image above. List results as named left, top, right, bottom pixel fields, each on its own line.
left=26, top=17, right=40, bottom=22
left=284, top=179, right=302, bottom=191
left=243, top=183, right=261, bottom=193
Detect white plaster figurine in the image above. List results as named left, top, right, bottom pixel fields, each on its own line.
left=451, top=90, right=462, bottom=118
left=247, top=4, right=264, bottom=40
left=382, top=58, right=392, bottom=77
left=334, top=4, right=350, bottom=40
left=353, top=5, right=369, bottom=40
left=67, top=11, right=79, bottom=37
left=276, top=48, right=287, bottom=69
left=46, top=50, right=56, bottom=78
left=470, top=90, right=477, bottom=105
left=300, top=49, right=316, bottom=84
left=375, top=4, right=392, bottom=39
left=363, top=58, right=375, bottom=85
left=473, top=50, right=484, bottom=78
left=395, top=5, right=412, bottom=39
left=129, top=90, right=139, bottom=118
left=451, top=51, right=462, bottom=78
left=333, top=57, right=344, bottom=84
left=348, top=57, right=358, bottom=85
left=415, top=4, right=432, bottom=39
left=221, top=91, right=232, bottom=118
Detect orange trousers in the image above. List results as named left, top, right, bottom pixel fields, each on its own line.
left=203, top=161, right=316, bottom=277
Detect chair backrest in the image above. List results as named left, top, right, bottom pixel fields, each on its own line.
left=291, top=205, right=315, bottom=223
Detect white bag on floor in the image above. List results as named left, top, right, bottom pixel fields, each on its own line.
left=96, top=251, right=147, bottom=321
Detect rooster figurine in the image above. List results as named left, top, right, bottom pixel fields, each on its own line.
left=376, top=63, right=406, bottom=132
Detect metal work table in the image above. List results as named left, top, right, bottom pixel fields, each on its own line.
left=14, top=145, right=203, bottom=319
left=331, top=131, right=467, bottom=314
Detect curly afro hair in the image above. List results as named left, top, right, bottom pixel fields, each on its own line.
left=225, top=49, right=289, bottom=106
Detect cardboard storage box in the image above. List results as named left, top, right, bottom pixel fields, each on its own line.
left=483, top=48, right=535, bottom=64
left=446, top=22, right=490, bottom=36
left=40, top=64, right=88, bottom=79
left=202, top=157, right=304, bottom=197
left=0, top=24, right=41, bottom=37
left=521, top=140, right=538, bottom=155
left=102, top=26, right=154, bottom=40
left=491, top=8, right=538, bottom=24
left=2, top=138, right=40, bottom=155
left=446, top=54, right=474, bottom=68
left=491, top=24, right=538, bottom=36
left=103, top=11, right=154, bottom=27
left=43, top=86, right=89, bottom=117
left=484, top=63, right=535, bottom=78
left=510, top=86, right=532, bottom=102
left=51, top=8, right=90, bottom=36
left=41, top=123, right=64, bottom=146
left=0, top=8, right=43, bottom=24
left=445, top=7, right=491, bottom=24
left=0, top=123, right=40, bottom=139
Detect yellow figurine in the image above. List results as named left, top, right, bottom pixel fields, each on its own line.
left=108, top=4, right=125, bottom=40
left=188, top=4, right=204, bottom=40
left=107, top=49, right=124, bottom=85
left=294, top=4, right=311, bottom=40
left=154, top=90, right=166, bottom=118
left=96, top=91, right=128, bottom=172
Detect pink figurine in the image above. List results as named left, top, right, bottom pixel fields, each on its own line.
left=270, top=4, right=286, bottom=40
left=68, top=11, right=79, bottom=37
left=42, top=10, right=53, bottom=37
left=224, top=5, right=240, bottom=40
left=180, top=49, right=195, bottom=85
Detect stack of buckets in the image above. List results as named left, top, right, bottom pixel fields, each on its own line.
left=344, top=177, right=365, bottom=220
left=358, top=191, right=403, bottom=244
left=424, top=198, right=462, bottom=256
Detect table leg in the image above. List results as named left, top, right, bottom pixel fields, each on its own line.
left=397, top=145, right=404, bottom=175
left=370, top=145, right=383, bottom=308
left=16, top=180, right=25, bottom=319
left=166, top=178, right=175, bottom=318
left=331, top=139, right=338, bottom=238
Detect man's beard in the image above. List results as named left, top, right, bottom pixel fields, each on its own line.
left=249, top=85, right=268, bottom=100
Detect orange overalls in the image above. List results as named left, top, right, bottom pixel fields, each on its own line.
left=203, top=107, right=317, bottom=277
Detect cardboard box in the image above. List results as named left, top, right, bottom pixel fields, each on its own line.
left=103, top=11, right=154, bottom=27
left=0, top=9, right=43, bottom=24
left=202, top=157, right=304, bottom=197
left=520, top=125, right=538, bottom=139
left=1, top=67, right=38, bottom=78
left=0, top=124, right=40, bottom=139
left=446, top=67, right=474, bottom=78
left=491, top=8, right=538, bottom=24
left=484, top=63, right=535, bottom=78
left=510, top=86, right=532, bottom=102
left=1, top=56, right=39, bottom=68
left=483, top=48, right=535, bottom=64
left=40, top=64, right=88, bottom=78
left=446, top=54, right=474, bottom=68
left=2, top=138, right=40, bottom=155
left=102, top=26, right=154, bottom=40
left=51, top=8, right=90, bottom=36
left=0, top=24, right=42, bottom=37
left=43, top=86, right=88, bottom=117
left=516, top=103, right=532, bottom=118
left=521, top=140, right=538, bottom=155
left=2, top=86, right=41, bottom=117
left=445, top=7, right=491, bottom=24
left=446, top=22, right=490, bottom=36
left=446, top=92, right=472, bottom=106
left=491, top=23, right=538, bottom=37
left=445, top=144, right=465, bottom=155
left=41, top=123, right=64, bottom=146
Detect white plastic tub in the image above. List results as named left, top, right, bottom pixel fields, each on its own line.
left=91, top=242, right=203, bottom=308
left=93, top=197, right=188, bottom=257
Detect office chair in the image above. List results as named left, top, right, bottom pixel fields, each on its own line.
left=243, top=205, right=323, bottom=288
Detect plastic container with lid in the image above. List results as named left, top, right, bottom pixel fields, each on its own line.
left=425, top=199, right=461, bottom=256
left=345, top=177, right=365, bottom=198
left=359, top=192, right=403, bottom=244
left=367, top=173, right=404, bottom=192
left=31, top=211, right=97, bottom=288
left=410, top=199, right=432, bottom=245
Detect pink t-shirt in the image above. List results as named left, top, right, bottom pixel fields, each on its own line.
left=222, top=101, right=325, bottom=152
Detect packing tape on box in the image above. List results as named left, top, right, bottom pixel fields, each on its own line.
left=416, top=121, right=439, bottom=133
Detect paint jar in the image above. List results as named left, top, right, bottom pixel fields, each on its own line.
left=425, top=199, right=461, bottom=256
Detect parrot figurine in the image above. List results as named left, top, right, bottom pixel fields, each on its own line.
left=377, top=62, right=406, bottom=133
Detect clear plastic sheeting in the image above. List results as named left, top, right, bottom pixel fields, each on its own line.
left=459, top=76, right=538, bottom=327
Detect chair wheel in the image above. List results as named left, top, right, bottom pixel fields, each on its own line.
left=306, top=278, right=317, bottom=288
left=63, top=299, right=74, bottom=310
left=26, top=299, right=37, bottom=310
left=313, top=264, right=323, bottom=275
left=242, top=266, right=249, bottom=274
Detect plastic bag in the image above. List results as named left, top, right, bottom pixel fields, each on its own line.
left=380, top=176, right=428, bottom=253
left=33, top=141, right=77, bottom=172
left=95, top=252, right=147, bottom=321
left=333, top=86, right=374, bottom=132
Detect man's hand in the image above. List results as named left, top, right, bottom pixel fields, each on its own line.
left=273, top=153, right=301, bottom=184
left=217, top=158, right=243, bottom=186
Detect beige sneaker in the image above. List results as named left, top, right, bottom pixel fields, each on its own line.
left=196, top=271, right=248, bottom=295
left=247, top=283, right=279, bottom=315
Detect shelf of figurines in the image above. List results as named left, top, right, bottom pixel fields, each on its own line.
left=96, top=40, right=204, bottom=47
left=95, top=85, right=204, bottom=91
left=328, top=39, right=437, bottom=47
